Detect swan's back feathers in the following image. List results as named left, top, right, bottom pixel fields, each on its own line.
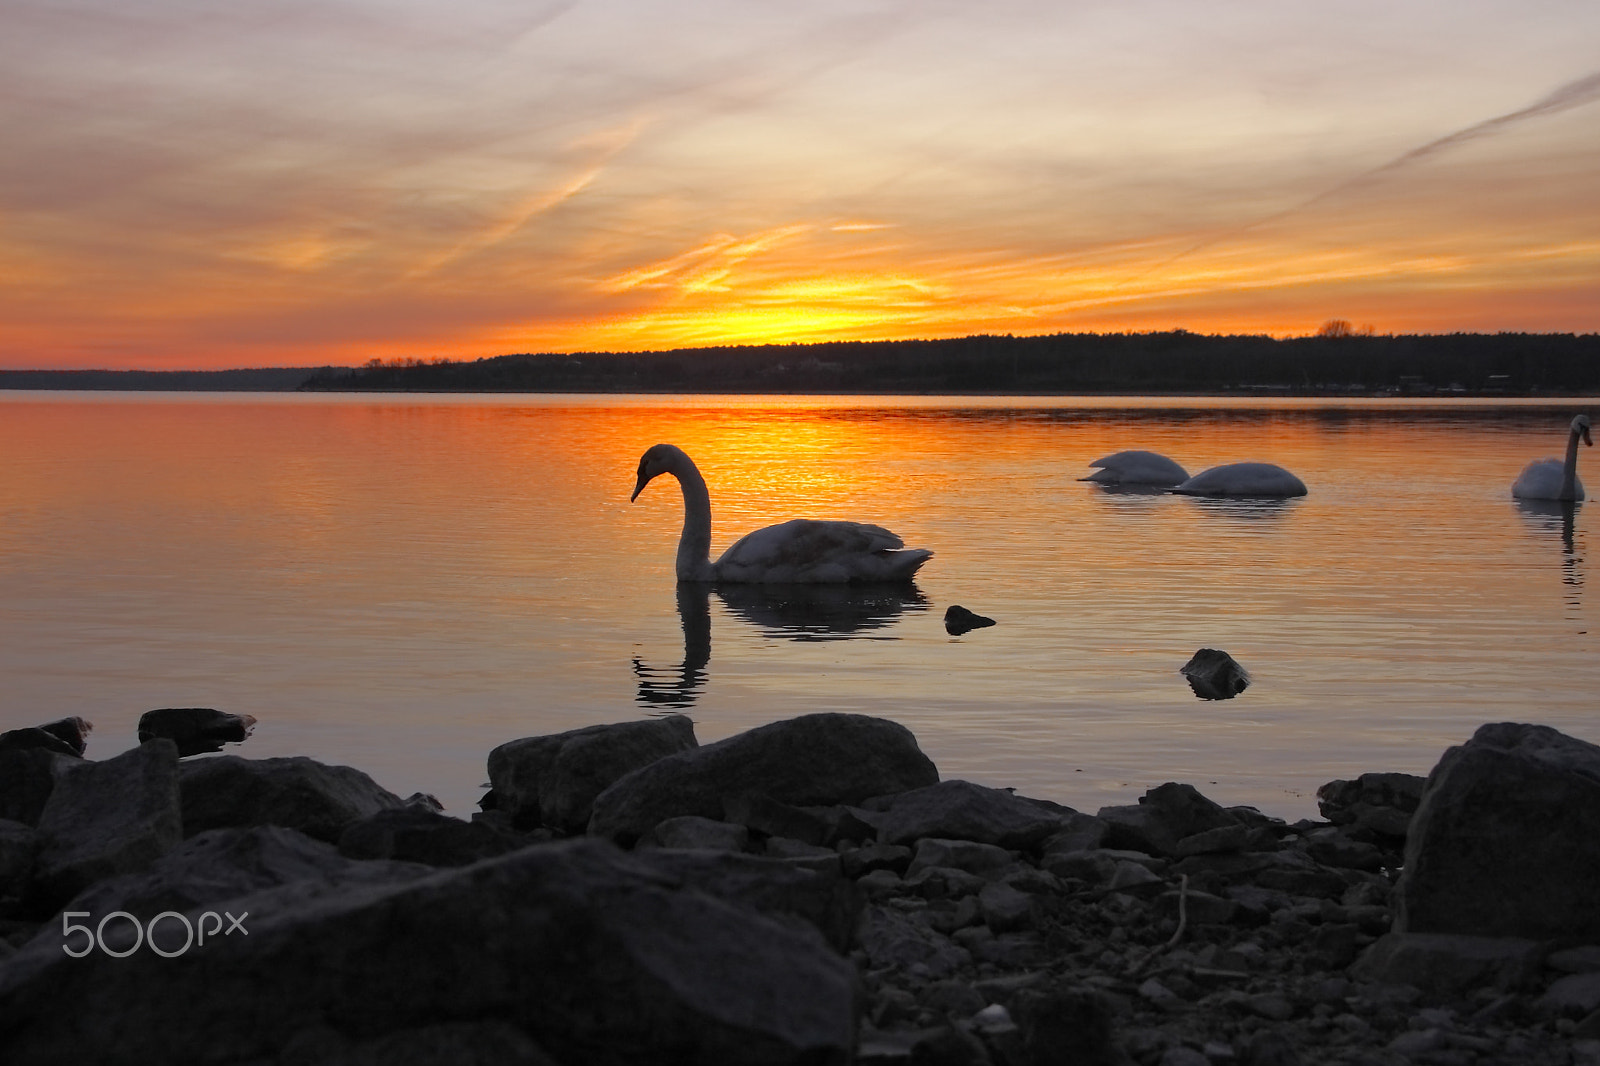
left=1080, top=450, right=1189, bottom=486
left=1512, top=458, right=1585, bottom=501
left=716, top=518, right=932, bottom=583
left=1173, top=462, right=1307, bottom=498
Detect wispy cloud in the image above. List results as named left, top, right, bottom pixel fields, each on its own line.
left=1144, top=68, right=1600, bottom=275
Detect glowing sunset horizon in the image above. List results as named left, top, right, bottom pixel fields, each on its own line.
left=3, top=1, right=1598, bottom=371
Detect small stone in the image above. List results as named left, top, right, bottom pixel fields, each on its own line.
left=842, top=843, right=913, bottom=879
left=1386, top=1028, right=1446, bottom=1056
left=1140, top=978, right=1182, bottom=1007
left=978, top=881, right=1034, bottom=932
left=1244, top=993, right=1295, bottom=1021
left=944, top=605, right=996, bottom=635
left=970, top=1003, right=1014, bottom=1033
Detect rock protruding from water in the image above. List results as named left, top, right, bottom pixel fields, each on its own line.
left=587, top=713, right=939, bottom=844
left=0, top=717, right=92, bottom=758
left=178, top=755, right=406, bottom=843
left=1396, top=721, right=1600, bottom=940
left=31, top=739, right=181, bottom=908
left=1180, top=648, right=1250, bottom=700
left=1316, top=771, right=1427, bottom=840
left=0, top=838, right=859, bottom=1066
left=487, top=714, right=697, bottom=833
left=1098, top=781, right=1261, bottom=858
left=943, top=605, right=996, bottom=635
left=136, top=707, right=257, bottom=757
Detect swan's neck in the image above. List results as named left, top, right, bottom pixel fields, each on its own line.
left=668, top=455, right=717, bottom=582
left=1562, top=426, right=1583, bottom=500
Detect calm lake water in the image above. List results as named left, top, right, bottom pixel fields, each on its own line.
left=1, top=392, right=1595, bottom=821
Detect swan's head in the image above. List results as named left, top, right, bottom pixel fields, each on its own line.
left=631, top=443, right=683, bottom=501
left=1574, top=414, right=1594, bottom=448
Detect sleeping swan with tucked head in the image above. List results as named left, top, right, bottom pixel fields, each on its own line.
left=1079, top=450, right=1190, bottom=487
left=1172, top=461, right=1308, bottom=498
left=631, top=443, right=933, bottom=583
left=1512, top=414, right=1592, bottom=501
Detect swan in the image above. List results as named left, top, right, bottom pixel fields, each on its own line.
left=1173, top=462, right=1307, bottom=498
left=630, top=443, right=933, bottom=583
left=1079, top=450, right=1189, bottom=487
left=1511, top=414, right=1592, bottom=501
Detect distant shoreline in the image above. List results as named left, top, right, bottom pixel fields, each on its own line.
left=5, top=329, right=1600, bottom=396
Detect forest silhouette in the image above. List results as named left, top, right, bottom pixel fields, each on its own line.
left=300, top=330, right=1600, bottom=396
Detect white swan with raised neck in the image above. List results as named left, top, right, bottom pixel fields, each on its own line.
left=631, top=443, right=933, bottom=584
left=1512, top=414, right=1592, bottom=501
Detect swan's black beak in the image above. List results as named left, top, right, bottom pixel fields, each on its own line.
left=630, top=473, right=652, bottom=502
left=1584, top=425, right=1594, bottom=448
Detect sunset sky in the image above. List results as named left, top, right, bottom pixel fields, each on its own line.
left=4, top=0, right=1599, bottom=369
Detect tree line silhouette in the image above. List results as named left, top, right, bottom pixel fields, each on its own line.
left=300, top=331, right=1600, bottom=395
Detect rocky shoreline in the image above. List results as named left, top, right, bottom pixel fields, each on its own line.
left=0, top=710, right=1597, bottom=1065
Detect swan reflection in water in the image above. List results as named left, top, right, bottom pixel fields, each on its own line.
left=1178, top=495, right=1300, bottom=522
left=633, top=582, right=928, bottom=708
left=1514, top=498, right=1586, bottom=625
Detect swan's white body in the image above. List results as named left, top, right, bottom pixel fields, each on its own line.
left=1511, top=414, right=1592, bottom=501
left=1080, top=450, right=1189, bottom=487
left=1173, top=462, right=1307, bottom=498
left=631, top=443, right=932, bottom=583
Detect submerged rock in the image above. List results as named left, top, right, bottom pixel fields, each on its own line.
left=136, top=708, right=256, bottom=757
left=1180, top=648, right=1250, bottom=700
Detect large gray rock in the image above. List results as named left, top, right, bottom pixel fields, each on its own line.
left=636, top=848, right=861, bottom=952
left=1396, top=723, right=1600, bottom=939
left=0, top=838, right=858, bottom=1066
left=0, top=748, right=79, bottom=827
left=0, top=819, right=35, bottom=907
left=866, top=780, right=1062, bottom=850
left=178, top=755, right=406, bottom=843
left=137, top=708, right=257, bottom=758
left=1350, top=932, right=1544, bottom=997
left=588, top=714, right=939, bottom=845
left=41, top=824, right=431, bottom=941
left=488, top=715, right=697, bottom=832
left=31, top=739, right=182, bottom=907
